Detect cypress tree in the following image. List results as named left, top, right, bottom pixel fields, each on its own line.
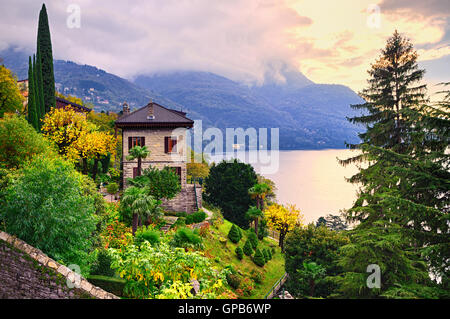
left=27, top=56, right=38, bottom=130
left=253, top=248, right=265, bottom=267
left=37, top=3, right=56, bottom=112
left=35, top=44, right=45, bottom=126
left=228, top=224, right=241, bottom=244
left=235, top=246, right=243, bottom=260
left=243, top=239, right=253, bottom=256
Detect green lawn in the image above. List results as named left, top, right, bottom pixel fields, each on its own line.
left=203, top=217, right=285, bottom=299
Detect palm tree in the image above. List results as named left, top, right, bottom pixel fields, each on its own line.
left=126, top=145, right=150, bottom=177
left=245, top=206, right=263, bottom=236
left=248, top=183, right=271, bottom=211
left=121, top=186, right=160, bottom=235
left=297, top=262, right=326, bottom=297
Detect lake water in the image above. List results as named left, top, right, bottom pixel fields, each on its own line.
left=209, top=149, right=360, bottom=224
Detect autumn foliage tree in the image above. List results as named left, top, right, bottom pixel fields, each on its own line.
left=0, top=65, right=24, bottom=117
left=265, top=203, right=303, bottom=252
left=42, top=106, right=117, bottom=179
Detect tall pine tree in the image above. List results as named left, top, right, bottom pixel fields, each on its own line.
left=27, top=56, right=38, bottom=130
left=336, top=31, right=449, bottom=297
left=340, top=30, right=427, bottom=224
left=36, top=3, right=55, bottom=112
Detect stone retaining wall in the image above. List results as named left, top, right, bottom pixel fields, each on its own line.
left=0, top=231, right=119, bottom=299
left=161, top=184, right=202, bottom=214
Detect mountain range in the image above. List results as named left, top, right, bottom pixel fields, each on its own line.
left=1, top=46, right=363, bottom=150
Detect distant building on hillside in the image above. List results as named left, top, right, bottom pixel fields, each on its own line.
left=18, top=79, right=91, bottom=113
left=115, top=101, right=201, bottom=214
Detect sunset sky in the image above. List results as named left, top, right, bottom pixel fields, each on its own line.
left=0, top=0, right=448, bottom=94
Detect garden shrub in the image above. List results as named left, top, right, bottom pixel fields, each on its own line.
left=2, top=155, right=96, bottom=275
left=172, top=227, right=203, bottom=248
left=0, top=114, right=56, bottom=170
left=198, top=223, right=210, bottom=237
left=250, top=269, right=265, bottom=284
left=192, top=210, right=207, bottom=223
left=90, top=249, right=115, bottom=277
left=239, top=278, right=254, bottom=297
left=263, top=248, right=270, bottom=263
left=226, top=273, right=241, bottom=289
left=134, top=226, right=161, bottom=246
left=171, top=217, right=186, bottom=229
left=235, top=246, right=244, bottom=260
left=101, top=217, right=133, bottom=249
left=228, top=224, right=241, bottom=244
left=237, top=226, right=243, bottom=241
left=109, top=242, right=228, bottom=298
left=253, top=248, right=266, bottom=267
left=243, top=240, right=253, bottom=256
left=248, top=232, right=258, bottom=249
left=87, top=275, right=126, bottom=297
left=185, top=214, right=195, bottom=225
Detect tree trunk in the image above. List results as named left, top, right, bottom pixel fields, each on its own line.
left=279, top=232, right=285, bottom=252
left=92, top=157, right=99, bottom=181
left=310, top=280, right=315, bottom=296
left=82, top=158, right=88, bottom=175
left=132, top=213, right=138, bottom=235
left=137, top=158, right=142, bottom=176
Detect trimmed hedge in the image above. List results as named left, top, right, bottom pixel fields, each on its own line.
left=87, top=275, right=126, bottom=297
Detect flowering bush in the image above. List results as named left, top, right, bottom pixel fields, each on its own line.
left=108, top=241, right=229, bottom=299
left=101, top=217, right=133, bottom=249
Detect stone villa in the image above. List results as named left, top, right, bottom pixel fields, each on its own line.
left=115, top=101, right=202, bottom=213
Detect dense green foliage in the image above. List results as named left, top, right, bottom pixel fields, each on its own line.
left=247, top=231, right=259, bottom=250
left=243, top=240, right=253, bottom=256
left=204, top=159, right=257, bottom=228
left=253, top=248, right=266, bottom=267
left=0, top=114, right=55, bottom=169
left=235, top=246, right=244, bottom=260
left=109, top=241, right=228, bottom=299
left=128, top=166, right=181, bottom=201
left=228, top=224, right=241, bottom=244
left=27, top=56, right=38, bottom=130
left=36, top=4, right=56, bottom=112
left=134, top=226, right=161, bottom=247
left=337, top=31, right=449, bottom=297
left=1, top=155, right=97, bottom=274
left=284, top=224, right=349, bottom=298
left=171, top=227, right=203, bottom=248
left=90, top=249, right=115, bottom=277
left=0, top=65, right=23, bottom=117
left=120, top=186, right=162, bottom=235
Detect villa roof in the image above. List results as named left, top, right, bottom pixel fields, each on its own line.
left=115, top=102, right=194, bottom=129
left=55, top=96, right=92, bottom=113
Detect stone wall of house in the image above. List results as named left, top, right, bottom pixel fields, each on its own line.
left=161, top=184, right=202, bottom=214
left=122, top=127, right=187, bottom=162
left=0, top=231, right=118, bottom=299
left=123, top=160, right=187, bottom=189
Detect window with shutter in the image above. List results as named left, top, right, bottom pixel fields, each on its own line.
left=129, top=137, right=145, bottom=151
left=164, top=136, right=178, bottom=153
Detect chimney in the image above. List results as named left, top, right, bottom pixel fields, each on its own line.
left=147, top=99, right=155, bottom=119
left=122, top=101, right=130, bottom=115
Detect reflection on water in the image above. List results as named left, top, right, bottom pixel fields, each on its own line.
left=208, top=149, right=360, bottom=223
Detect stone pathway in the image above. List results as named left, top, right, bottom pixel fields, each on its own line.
left=201, top=207, right=214, bottom=221
left=160, top=216, right=178, bottom=233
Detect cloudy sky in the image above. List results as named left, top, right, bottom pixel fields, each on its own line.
left=0, top=0, right=448, bottom=93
